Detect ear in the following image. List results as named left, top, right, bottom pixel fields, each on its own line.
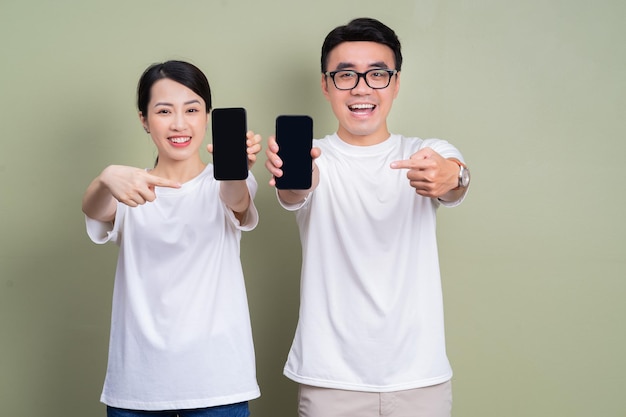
left=139, top=112, right=149, bottom=133
left=321, top=74, right=331, bottom=102
left=392, top=71, right=401, bottom=99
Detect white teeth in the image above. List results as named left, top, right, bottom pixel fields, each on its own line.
left=170, top=137, right=191, bottom=143
left=349, top=104, right=375, bottom=110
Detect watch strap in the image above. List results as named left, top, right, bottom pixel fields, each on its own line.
left=448, top=158, right=467, bottom=190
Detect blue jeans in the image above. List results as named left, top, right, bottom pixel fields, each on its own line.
left=107, top=402, right=250, bottom=417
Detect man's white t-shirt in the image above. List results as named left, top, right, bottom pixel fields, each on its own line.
left=86, top=165, right=260, bottom=410
left=282, top=134, right=465, bottom=392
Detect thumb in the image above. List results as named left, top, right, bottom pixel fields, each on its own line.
left=410, top=147, right=433, bottom=160
left=391, top=148, right=431, bottom=169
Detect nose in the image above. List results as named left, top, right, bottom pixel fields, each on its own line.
left=171, top=112, right=186, bottom=130
left=352, top=74, right=372, bottom=94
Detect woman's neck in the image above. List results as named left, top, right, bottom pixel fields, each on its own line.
left=150, top=155, right=206, bottom=184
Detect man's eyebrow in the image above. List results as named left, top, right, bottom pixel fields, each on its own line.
left=368, top=61, right=390, bottom=69
left=334, top=62, right=354, bottom=71
left=333, top=61, right=391, bottom=71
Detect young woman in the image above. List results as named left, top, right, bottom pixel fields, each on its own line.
left=82, top=60, right=261, bottom=417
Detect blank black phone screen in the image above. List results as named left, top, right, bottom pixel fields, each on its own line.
left=275, top=115, right=313, bottom=190
left=211, top=107, right=248, bottom=180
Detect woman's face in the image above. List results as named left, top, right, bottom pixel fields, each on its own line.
left=140, top=78, right=209, bottom=163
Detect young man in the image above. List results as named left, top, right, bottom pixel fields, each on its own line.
left=265, top=18, right=470, bottom=417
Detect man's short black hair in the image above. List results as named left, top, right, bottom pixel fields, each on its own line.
left=321, top=17, right=403, bottom=73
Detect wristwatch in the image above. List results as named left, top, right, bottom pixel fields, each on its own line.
left=449, top=158, right=470, bottom=189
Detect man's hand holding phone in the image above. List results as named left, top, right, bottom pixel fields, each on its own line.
left=265, top=115, right=320, bottom=204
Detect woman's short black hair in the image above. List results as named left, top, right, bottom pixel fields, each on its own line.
left=137, top=60, right=212, bottom=116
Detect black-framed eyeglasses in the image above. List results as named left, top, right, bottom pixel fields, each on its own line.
left=324, top=69, right=398, bottom=90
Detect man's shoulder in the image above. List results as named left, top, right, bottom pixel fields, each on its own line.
left=396, top=135, right=452, bottom=149
left=394, top=134, right=426, bottom=149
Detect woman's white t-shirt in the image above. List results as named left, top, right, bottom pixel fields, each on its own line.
left=86, top=165, right=260, bottom=410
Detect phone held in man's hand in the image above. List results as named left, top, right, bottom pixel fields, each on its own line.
left=275, top=115, right=313, bottom=190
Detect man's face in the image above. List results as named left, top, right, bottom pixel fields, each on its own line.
left=322, top=41, right=400, bottom=146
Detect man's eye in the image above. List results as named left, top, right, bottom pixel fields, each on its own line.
left=338, top=71, right=356, bottom=79
left=370, top=71, right=386, bottom=78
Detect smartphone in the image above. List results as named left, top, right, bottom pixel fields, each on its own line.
left=275, top=115, right=313, bottom=190
left=211, top=107, right=248, bottom=180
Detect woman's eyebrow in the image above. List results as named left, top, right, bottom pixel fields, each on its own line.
left=153, top=99, right=201, bottom=107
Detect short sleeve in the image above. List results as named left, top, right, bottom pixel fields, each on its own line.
left=84, top=203, right=123, bottom=245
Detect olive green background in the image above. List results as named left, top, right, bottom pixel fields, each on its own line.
left=1, top=1, right=624, bottom=416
